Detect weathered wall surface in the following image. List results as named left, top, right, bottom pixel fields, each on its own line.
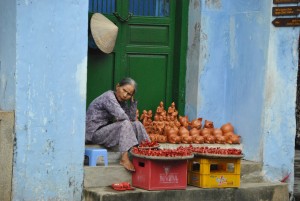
left=262, top=25, right=299, bottom=190
left=12, top=1, right=88, bottom=200
left=185, top=0, right=202, bottom=119
left=0, top=0, right=16, bottom=110
left=186, top=0, right=299, bottom=192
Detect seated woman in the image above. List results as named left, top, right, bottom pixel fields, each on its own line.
left=85, top=77, right=150, bottom=171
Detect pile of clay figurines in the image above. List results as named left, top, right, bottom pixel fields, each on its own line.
left=139, top=101, right=241, bottom=144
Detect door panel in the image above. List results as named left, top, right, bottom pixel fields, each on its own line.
left=127, top=25, right=169, bottom=46
left=127, top=54, right=168, bottom=111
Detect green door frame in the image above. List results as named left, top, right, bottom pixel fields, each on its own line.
left=173, top=0, right=189, bottom=116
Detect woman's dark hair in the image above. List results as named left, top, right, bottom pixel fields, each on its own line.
left=118, top=77, right=137, bottom=94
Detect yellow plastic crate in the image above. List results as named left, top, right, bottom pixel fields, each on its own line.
left=187, top=157, right=241, bottom=188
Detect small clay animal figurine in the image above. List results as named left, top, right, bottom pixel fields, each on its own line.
left=182, top=135, right=193, bottom=144
left=179, top=126, right=189, bottom=137
left=224, top=132, right=235, bottom=144
left=140, top=110, right=148, bottom=124
left=201, top=128, right=211, bottom=136
left=156, top=101, right=165, bottom=114
left=190, top=127, right=200, bottom=136
left=215, top=135, right=226, bottom=144
left=190, top=118, right=202, bottom=129
left=204, top=135, right=216, bottom=144
left=147, top=110, right=153, bottom=120
left=167, top=102, right=178, bottom=117
left=157, top=135, right=167, bottom=143
left=230, top=134, right=241, bottom=144
left=168, top=134, right=177, bottom=144
left=149, top=134, right=158, bottom=142
left=213, top=128, right=223, bottom=136
left=192, top=135, right=204, bottom=144
left=166, top=126, right=178, bottom=137
left=204, top=120, right=214, bottom=129
left=156, top=121, right=165, bottom=134
left=175, top=136, right=182, bottom=144
left=179, top=116, right=189, bottom=128
left=174, top=119, right=181, bottom=128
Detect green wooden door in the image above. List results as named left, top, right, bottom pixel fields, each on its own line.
left=87, top=0, right=184, bottom=113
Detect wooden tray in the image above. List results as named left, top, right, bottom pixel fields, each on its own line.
left=193, top=153, right=244, bottom=159
left=137, top=145, right=160, bottom=150
left=131, top=151, right=194, bottom=160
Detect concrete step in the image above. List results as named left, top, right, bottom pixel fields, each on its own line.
left=84, top=182, right=288, bottom=201
left=240, top=160, right=264, bottom=183
left=84, top=164, right=131, bottom=188
left=84, top=160, right=264, bottom=188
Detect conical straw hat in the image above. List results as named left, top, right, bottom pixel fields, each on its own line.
left=90, top=13, right=118, bottom=54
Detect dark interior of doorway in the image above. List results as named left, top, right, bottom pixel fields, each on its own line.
left=294, top=33, right=300, bottom=201
left=296, top=33, right=300, bottom=149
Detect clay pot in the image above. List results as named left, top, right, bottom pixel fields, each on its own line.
left=221, top=122, right=234, bottom=133
left=190, top=118, right=202, bottom=129
left=204, top=120, right=214, bottom=129
left=213, top=128, right=223, bottom=136
left=179, top=126, right=189, bottom=137
left=192, top=135, right=204, bottom=144
left=179, top=116, right=189, bottom=128
left=190, top=128, right=200, bottom=136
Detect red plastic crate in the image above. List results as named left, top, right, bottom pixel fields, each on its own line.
left=132, top=157, right=188, bottom=190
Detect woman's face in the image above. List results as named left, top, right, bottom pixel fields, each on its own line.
left=115, top=84, right=135, bottom=102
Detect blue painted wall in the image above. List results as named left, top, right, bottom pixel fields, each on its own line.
left=12, top=1, right=88, bottom=200
left=186, top=0, right=299, bottom=191
left=224, top=0, right=271, bottom=161
left=262, top=27, right=299, bottom=190
left=0, top=0, right=16, bottom=110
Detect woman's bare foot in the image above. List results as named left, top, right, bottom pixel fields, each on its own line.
left=120, top=152, right=135, bottom=172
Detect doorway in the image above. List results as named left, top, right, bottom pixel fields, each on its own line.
left=86, top=0, right=188, bottom=114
